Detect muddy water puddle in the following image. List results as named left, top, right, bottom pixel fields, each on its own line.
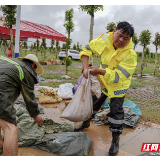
left=40, top=100, right=74, bottom=124
left=40, top=101, right=160, bottom=156
left=120, top=124, right=160, bottom=155
left=15, top=101, right=160, bottom=156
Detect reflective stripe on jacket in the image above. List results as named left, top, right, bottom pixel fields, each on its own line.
left=0, top=56, right=24, bottom=80
left=0, top=56, right=39, bottom=124
left=79, top=32, right=137, bottom=98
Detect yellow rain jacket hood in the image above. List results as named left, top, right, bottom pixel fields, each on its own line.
left=79, top=32, right=137, bottom=98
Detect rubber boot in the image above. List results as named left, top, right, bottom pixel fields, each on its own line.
left=109, top=132, right=120, bottom=156
left=74, top=118, right=92, bottom=131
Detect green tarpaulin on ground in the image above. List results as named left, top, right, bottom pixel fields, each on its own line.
left=1, top=97, right=92, bottom=156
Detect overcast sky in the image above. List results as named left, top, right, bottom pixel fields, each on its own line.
left=1, top=2, right=160, bottom=52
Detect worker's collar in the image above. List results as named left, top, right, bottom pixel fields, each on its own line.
left=22, top=59, right=38, bottom=84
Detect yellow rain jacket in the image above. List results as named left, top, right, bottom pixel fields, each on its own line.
left=79, top=32, right=137, bottom=98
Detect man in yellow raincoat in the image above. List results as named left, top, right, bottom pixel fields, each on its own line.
left=75, top=21, right=137, bottom=156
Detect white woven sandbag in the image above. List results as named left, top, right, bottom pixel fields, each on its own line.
left=57, top=83, right=74, bottom=99
left=60, top=71, right=93, bottom=122
left=90, top=74, right=101, bottom=98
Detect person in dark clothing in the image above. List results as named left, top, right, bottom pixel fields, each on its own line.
left=0, top=54, right=44, bottom=156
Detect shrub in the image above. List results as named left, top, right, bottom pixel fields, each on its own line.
left=65, top=57, right=72, bottom=66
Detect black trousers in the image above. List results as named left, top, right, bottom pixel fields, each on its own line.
left=91, top=92, right=125, bottom=134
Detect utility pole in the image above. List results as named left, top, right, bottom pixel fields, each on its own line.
left=14, top=5, right=21, bottom=58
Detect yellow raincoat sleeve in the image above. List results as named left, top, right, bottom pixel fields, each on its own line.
left=79, top=46, right=92, bottom=60
left=79, top=34, right=104, bottom=60
left=103, top=50, right=137, bottom=84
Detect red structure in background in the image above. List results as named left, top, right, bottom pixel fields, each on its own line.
left=0, top=15, right=67, bottom=42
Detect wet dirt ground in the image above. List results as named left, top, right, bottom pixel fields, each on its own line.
left=17, top=100, right=160, bottom=156
left=16, top=64, right=160, bottom=156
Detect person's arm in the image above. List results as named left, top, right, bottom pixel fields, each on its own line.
left=81, top=55, right=89, bottom=78
left=81, top=56, right=107, bottom=78
left=89, top=66, right=106, bottom=76
left=79, top=33, right=107, bottom=78
left=20, top=83, right=44, bottom=126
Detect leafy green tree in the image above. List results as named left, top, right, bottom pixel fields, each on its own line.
left=50, top=39, right=55, bottom=56
left=0, top=5, right=17, bottom=57
left=2, top=39, right=8, bottom=54
left=62, top=43, right=66, bottom=49
left=0, top=38, right=2, bottom=55
left=50, top=40, right=55, bottom=48
left=36, top=39, right=40, bottom=57
left=23, top=41, right=27, bottom=55
left=63, top=8, right=74, bottom=75
left=79, top=5, right=103, bottom=64
left=76, top=42, right=80, bottom=51
left=30, top=44, right=34, bottom=52
left=33, top=42, right=36, bottom=51
left=64, top=38, right=72, bottom=69
left=79, top=5, right=103, bottom=42
left=153, top=32, right=160, bottom=75
left=19, top=41, right=22, bottom=56
left=143, top=47, right=150, bottom=67
left=40, top=38, right=47, bottom=60
left=105, top=22, right=116, bottom=32
left=132, top=33, right=139, bottom=50
left=73, top=44, right=76, bottom=50
left=56, top=40, right=60, bottom=58
left=144, top=47, right=150, bottom=58
left=139, top=29, right=151, bottom=77
left=151, top=52, right=154, bottom=59
left=64, top=38, right=72, bottom=51
left=63, top=8, right=74, bottom=55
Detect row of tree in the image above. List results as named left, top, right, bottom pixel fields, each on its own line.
left=30, top=38, right=60, bottom=59
left=63, top=5, right=104, bottom=73
left=0, top=5, right=104, bottom=74
left=1, top=5, right=159, bottom=76
left=0, top=37, right=29, bottom=54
